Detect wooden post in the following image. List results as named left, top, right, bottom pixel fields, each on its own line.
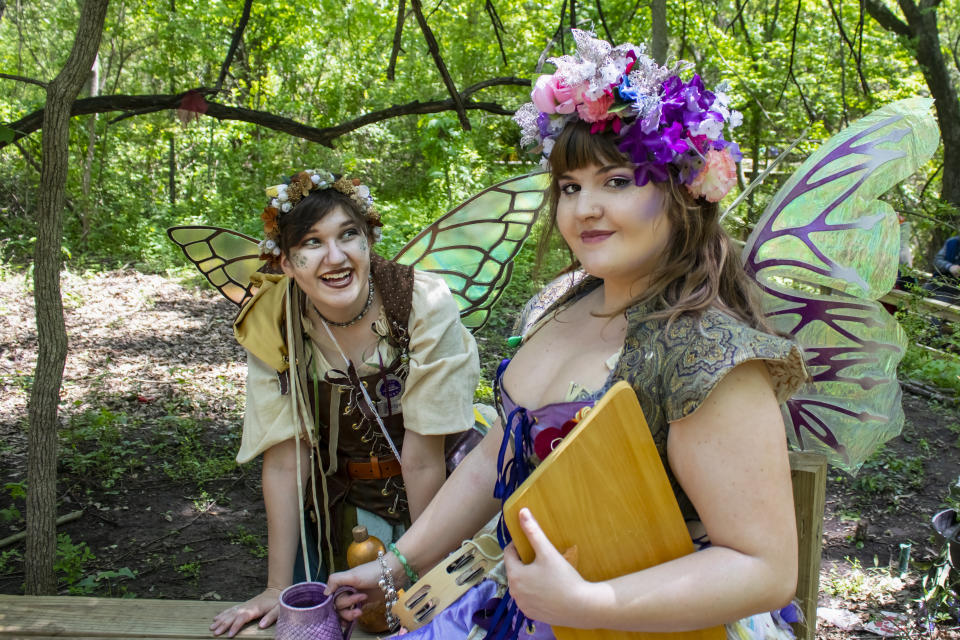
left=789, top=451, right=827, bottom=640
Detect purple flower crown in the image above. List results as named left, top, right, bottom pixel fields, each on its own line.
left=513, top=30, right=743, bottom=202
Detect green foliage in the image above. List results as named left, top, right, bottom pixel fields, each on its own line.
left=850, top=443, right=926, bottom=498
left=153, top=406, right=239, bottom=488
left=73, top=567, right=138, bottom=597
left=0, top=482, right=27, bottom=525
left=1, top=0, right=949, bottom=271
left=230, top=525, right=268, bottom=559
left=176, top=560, right=201, bottom=583
left=896, top=284, right=960, bottom=392
left=900, top=347, right=960, bottom=394
left=0, top=549, right=22, bottom=576
left=55, top=533, right=96, bottom=591
left=60, top=408, right=147, bottom=488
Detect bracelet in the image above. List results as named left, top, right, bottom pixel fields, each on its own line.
left=389, top=542, right=419, bottom=584
left=376, top=550, right=400, bottom=631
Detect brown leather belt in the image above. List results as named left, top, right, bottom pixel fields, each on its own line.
left=347, top=456, right=402, bottom=480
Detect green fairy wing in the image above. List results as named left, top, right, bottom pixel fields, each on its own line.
left=393, top=172, right=550, bottom=331
left=167, top=226, right=263, bottom=307
left=742, top=98, right=939, bottom=472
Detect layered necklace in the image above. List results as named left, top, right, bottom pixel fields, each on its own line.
left=317, top=273, right=375, bottom=328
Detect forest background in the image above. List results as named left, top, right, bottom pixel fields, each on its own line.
left=3, top=0, right=960, bottom=634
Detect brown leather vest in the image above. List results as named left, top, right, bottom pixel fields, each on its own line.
left=301, top=255, right=416, bottom=551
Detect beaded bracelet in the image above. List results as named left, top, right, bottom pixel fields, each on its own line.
left=376, top=550, right=400, bottom=631
left=388, top=542, right=419, bottom=584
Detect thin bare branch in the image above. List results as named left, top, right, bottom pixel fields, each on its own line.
left=214, top=0, right=253, bottom=93
left=558, top=0, right=568, bottom=54
left=725, top=0, right=749, bottom=33
left=1, top=79, right=528, bottom=150
left=0, top=72, right=47, bottom=88
left=696, top=0, right=775, bottom=124
left=825, top=0, right=870, bottom=94
left=387, top=0, right=407, bottom=81
left=461, top=76, right=529, bottom=97
left=13, top=139, right=40, bottom=172
left=595, top=0, right=614, bottom=42
left=536, top=29, right=562, bottom=73
left=775, top=0, right=802, bottom=107
left=790, top=70, right=816, bottom=121
left=409, top=0, right=471, bottom=130
left=486, top=0, right=508, bottom=65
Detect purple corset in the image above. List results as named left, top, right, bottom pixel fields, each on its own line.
left=498, top=381, right=593, bottom=465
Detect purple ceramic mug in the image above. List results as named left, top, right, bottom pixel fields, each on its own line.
left=276, top=581, right=357, bottom=640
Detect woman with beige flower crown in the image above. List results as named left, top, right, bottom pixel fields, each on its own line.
left=326, top=32, right=805, bottom=640
left=210, top=170, right=481, bottom=637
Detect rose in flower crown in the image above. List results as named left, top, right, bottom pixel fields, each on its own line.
left=514, top=30, right=743, bottom=202
left=258, top=169, right=382, bottom=262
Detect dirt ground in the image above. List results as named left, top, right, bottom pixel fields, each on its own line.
left=1, top=270, right=959, bottom=638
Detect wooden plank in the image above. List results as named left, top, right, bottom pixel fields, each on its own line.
left=880, top=288, right=960, bottom=324
left=789, top=451, right=827, bottom=640
left=0, top=595, right=381, bottom=639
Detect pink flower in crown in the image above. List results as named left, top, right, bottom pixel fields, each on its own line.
left=531, top=75, right=577, bottom=115
left=576, top=93, right=614, bottom=123
left=687, top=148, right=737, bottom=202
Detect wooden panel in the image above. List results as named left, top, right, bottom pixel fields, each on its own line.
left=0, top=595, right=381, bottom=639
left=788, top=451, right=827, bottom=640
left=503, top=382, right=726, bottom=640
left=880, top=288, right=960, bottom=323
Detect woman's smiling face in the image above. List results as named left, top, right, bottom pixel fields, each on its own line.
left=555, top=163, right=671, bottom=288
left=280, top=206, right=372, bottom=321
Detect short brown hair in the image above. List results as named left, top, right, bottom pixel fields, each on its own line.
left=278, top=189, right=372, bottom=256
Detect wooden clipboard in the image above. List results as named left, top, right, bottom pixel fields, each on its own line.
left=503, top=381, right=726, bottom=640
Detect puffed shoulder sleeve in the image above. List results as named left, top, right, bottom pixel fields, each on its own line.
left=401, top=270, right=480, bottom=436
left=660, top=311, right=807, bottom=423
left=236, top=350, right=298, bottom=463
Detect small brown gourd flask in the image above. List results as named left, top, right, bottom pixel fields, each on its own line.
left=346, top=525, right=390, bottom=633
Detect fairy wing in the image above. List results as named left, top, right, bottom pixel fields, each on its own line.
left=167, top=226, right=263, bottom=307
left=742, top=98, right=939, bottom=473
left=394, top=172, right=551, bottom=331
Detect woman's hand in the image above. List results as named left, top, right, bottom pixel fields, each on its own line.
left=210, top=587, right=282, bottom=637
left=503, top=508, right=597, bottom=629
left=325, top=560, right=385, bottom=623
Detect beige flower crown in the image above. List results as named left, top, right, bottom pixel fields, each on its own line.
left=258, top=169, right=382, bottom=261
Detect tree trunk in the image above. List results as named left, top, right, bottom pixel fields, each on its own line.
left=899, top=2, right=960, bottom=214
left=651, top=0, right=668, bottom=64
left=865, top=0, right=960, bottom=235
left=26, top=0, right=109, bottom=596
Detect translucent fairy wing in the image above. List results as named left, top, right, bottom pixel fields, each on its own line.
left=167, top=226, right=263, bottom=307
left=742, top=98, right=939, bottom=473
left=394, top=173, right=550, bottom=331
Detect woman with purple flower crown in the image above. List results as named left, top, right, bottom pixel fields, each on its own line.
left=326, top=30, right=807, bottom=639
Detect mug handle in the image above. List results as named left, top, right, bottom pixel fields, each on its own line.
left=332, top=585, right=358, bottom=640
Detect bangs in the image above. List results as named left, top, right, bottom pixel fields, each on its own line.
left=549, top=120, right=630, bottom=178
left=279, top=190, right=368, bottom=252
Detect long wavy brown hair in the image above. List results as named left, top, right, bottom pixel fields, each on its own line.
left=536, top=120, right=771, bottom=331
